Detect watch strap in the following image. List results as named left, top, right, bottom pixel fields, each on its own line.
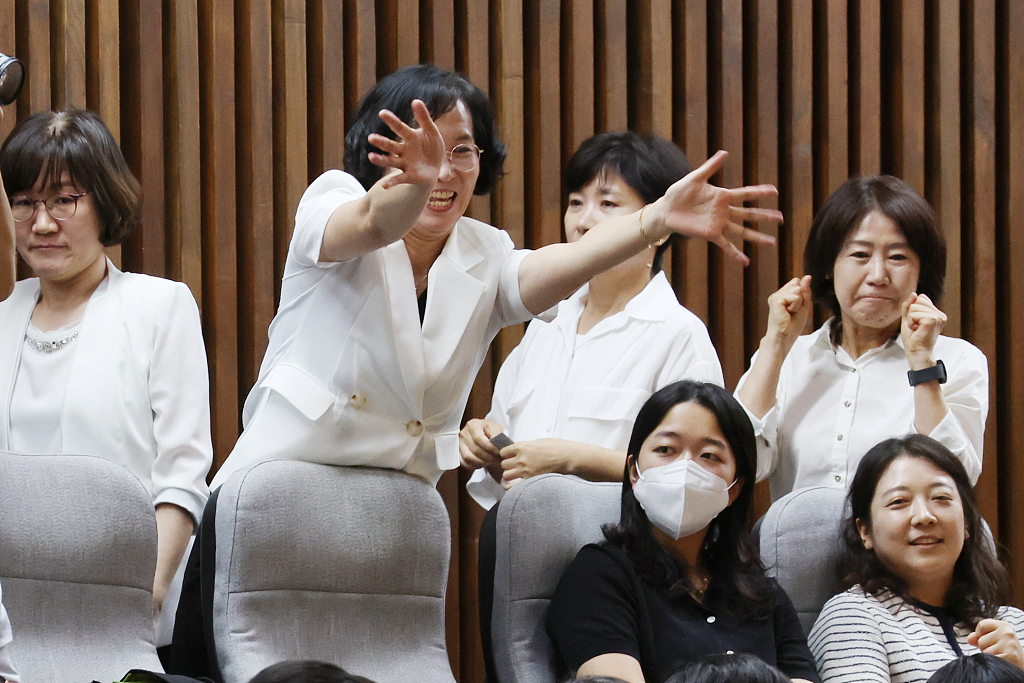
left=908, top=359, right=947, bottom=387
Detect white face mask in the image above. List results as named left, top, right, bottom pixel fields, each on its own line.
left=632, top=458, right=736, bottom=540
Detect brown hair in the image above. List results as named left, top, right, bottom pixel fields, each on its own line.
left=0, top=108, right=141, bottom=246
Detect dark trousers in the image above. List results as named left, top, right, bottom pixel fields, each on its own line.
left=478, top=502, right=499, bottom=683
left=160, top=487, right=222, bottom=682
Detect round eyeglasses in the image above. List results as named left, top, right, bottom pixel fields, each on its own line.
left=10, top=192, right=89, bottom=223
left=445, top=144, right=484, bottom=173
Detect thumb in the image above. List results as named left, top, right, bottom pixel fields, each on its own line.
left=901, top=293, right=916, bottom=319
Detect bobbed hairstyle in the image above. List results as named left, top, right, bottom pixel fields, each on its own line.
left=564, top=131, right=692, bottom=275
left=665, top=653, right=792, bottom=683
left=603, top=380, right=774, bottom=618
left=343, top=64, right=507, bottom=195
left=0, top=108, right=141, bottom=246
left=926, top=654, right=1024, bottom=683
left=246, top=660, right=375, bottom=683
left=804, top=175, right=946, bottom=319
left=839, top=434, right=1009, bottom=627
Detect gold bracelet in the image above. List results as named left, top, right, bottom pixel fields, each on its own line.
left=638, top=205, right=666, bottom=249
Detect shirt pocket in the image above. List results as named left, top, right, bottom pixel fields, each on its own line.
left=567, top=387, right=649, bottom=425
left=261, top=362, right=337, bottom=421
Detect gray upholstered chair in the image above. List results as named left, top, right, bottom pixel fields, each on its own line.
left=758, top=485, right=847, bottom=635
left=0, top=451, right=164, bottom=681
left=490, top=473, right=622, bottom=683
left=211, top=460, right=456, bottom=683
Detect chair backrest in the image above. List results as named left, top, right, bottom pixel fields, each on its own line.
left=0, top=451, right=163, bottom=681
left=491, top=474, right=622, bottom=683
left=211, top=461, right=456, bottom=683
left=758, top=486, right=847, bottom=635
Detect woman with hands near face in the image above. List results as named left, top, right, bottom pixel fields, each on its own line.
left=808, top=435, right=1023, bottom=683
left=735, top=176, right=987, bottom=501
left=459, top=132, right=723, bottom=509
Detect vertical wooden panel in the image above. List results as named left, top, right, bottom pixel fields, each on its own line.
left=822, top=0, right=847, bottom=200
left=633, top=0, right=672, bottom=138
left=342, top=0, right=375, bottom=130
left=51, top=0, right=86, bottom=107
left=120, top=0, right=165, bottom=276
left=964, top=0, right=1000, bottom=533
left=1002, top=0, right=1024, bottom=604
left=851, top=0, right=880, bottom=176
left=307, top=0, right=345, bottom=176
left=199, top=0, right=237, bottom=468
left=674, top=0, right=709, bottom=322
left=525, top=0, right=561, bottom=248
left=421, top=0, right=454, bottom=69
left=461, top=0, right=490, bottom=224
left=20, top=0, right=52, bottom=116
left=595, top=0, right=627, bottom=131
left=931, top=0, right=961, bottom=336
left=235, top=0, right=274, bottom=403
left=781, top=0, right=813, bottom=290
left=561, top=0, right=594, bottom=161
left=163, top=0, right=202, bottom=299
left=87, top=0, right=120, bottom=139
left=893, top=0, right=926, bottom=193
left=0, top=0, right=16, bottom=143
left=273, top=0, right=307, bottom=274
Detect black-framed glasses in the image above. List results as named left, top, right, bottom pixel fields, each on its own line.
left=445, top=144, right=484, bottom=172
left=9, top=192, right=89, bottom=223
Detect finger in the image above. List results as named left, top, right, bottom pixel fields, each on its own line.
left=725, top=221, right=777, bottom=247
left=901, top=293, right=916, bottom=320
left=368, top=152, right=399, bottom=170
left=715, top=236, right=751, bottom=266
left=367, top=133, right=403, bottom=155
left=726, top=183, right=780, bottom=204
left=688, top=150, right=729, bottom=183
left=410, top=99, right=439, bottom=137
left=729, top=205, right=785, bottom=227
left=377, top=108, right=414, bottom=138
left=459, top=442, right=486, bottom=469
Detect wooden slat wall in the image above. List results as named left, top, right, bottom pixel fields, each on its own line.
left=3, top=1, right=1024, bottom=679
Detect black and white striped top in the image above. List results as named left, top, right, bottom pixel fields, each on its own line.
left=808, top=586, right=1024, bottom=683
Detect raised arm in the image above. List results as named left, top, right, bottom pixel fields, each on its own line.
left=517, top=151, right=781, bottom=315
left=0, top=108, right=15, bottom=301
left=317, top=99, right=446, bottom=263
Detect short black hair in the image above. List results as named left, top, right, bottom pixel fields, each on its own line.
left=926, top=654, right=1024, bottom=683
left=0, top=108, right=142, bottom=246
left=665, top=653, right=792, bottom=683
left=803, top=175, right=946, bottom=318
left=603, top=380, right=774, bottom=619
left=246, top=660, right=375, bottom=683
left=565, top=132, right=691, bottom=275
left=839, top=435, right=1009, bottom=627
left=343, top=64, right=507, bottom=195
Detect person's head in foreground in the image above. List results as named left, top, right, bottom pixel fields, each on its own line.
left=246, top=660, right=375, bottom=683
left=840, top=434, right=1006, bottom=620
left=926, top=653, right=1024, bottom=683
left=665, top=653, right=792, bottom=683
left=609, top=379, right=765, bottom=612
left=564, top=131, right=690, bottom=277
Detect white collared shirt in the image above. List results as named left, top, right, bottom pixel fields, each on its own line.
left=466, top=272, right=723, bottom=508
left=0, top=581, right=19, bottom=683
left=735, top=319, right=987, bottom=501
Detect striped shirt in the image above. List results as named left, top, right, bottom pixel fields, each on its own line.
left=808, top=586, right=1024, bottom=683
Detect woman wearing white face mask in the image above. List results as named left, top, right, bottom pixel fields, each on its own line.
left=546, top=381, right=819, bottom=683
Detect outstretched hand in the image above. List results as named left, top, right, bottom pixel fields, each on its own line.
left=654, top=150, right=780, bottom=265
left=366, top=99, right=446, bottom=190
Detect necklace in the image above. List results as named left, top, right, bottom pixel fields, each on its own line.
left=25, top=330, right=80, bottom=353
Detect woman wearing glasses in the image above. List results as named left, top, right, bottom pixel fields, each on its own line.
left=0, top=108, right=212, bottom=645
left=207, top=64, right=782, bottom=490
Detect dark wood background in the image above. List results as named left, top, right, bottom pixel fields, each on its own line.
left=3, top=1, right=1023, bottom=680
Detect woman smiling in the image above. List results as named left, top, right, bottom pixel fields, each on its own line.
left=808, top=435, right=1024, bottom=683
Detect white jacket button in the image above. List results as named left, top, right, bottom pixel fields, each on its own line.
left=406, top=419, right=424, bottom=437
left=350, top=393, right=367, bottom=409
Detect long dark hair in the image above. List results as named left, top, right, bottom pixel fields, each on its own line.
left=839, top=435, right=1009, bottom=626
left=343, top=64, right=507, bottom=195
left=603, top=380, right=774, bottom=618
left=564, top=132, right=691, bottom=274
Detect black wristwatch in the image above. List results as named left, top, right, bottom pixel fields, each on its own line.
left=908, top=359, right=947, bottom=387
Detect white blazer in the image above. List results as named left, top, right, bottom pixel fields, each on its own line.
left=211, top=170, right=533, bottom=488
left=0, top=261, right=212, bottom=522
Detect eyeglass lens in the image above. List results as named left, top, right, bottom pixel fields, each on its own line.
left=447, top=144, right=482, bottom=172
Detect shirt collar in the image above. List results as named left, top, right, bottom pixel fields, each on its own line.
left=812, top=317, right=904, bottom=360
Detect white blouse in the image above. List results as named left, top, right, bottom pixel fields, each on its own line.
left=465, top=272, right=723, bottom=508
left=10, top=316, right=86, bottom=455
left=735, top=319, right=988, bottom=501
left=0, top=580, right=16, bottom=683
